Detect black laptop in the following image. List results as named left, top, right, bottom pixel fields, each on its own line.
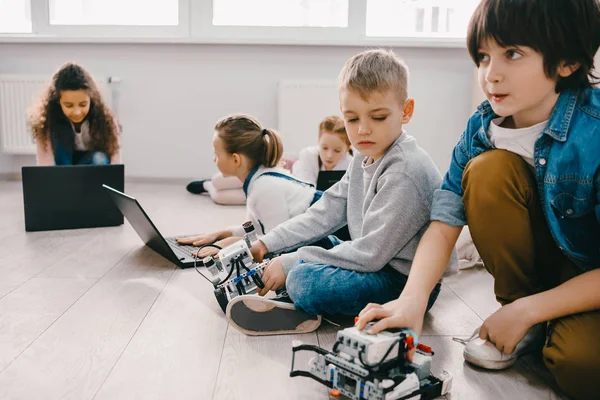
left=316, top=170, right=346, bottom=191
left=22, top=165, right=124, bottom=232
left=103, top=185, right=200, bottom=268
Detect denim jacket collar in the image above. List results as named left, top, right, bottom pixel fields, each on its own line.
left=475, top=89, right=580, bottom=143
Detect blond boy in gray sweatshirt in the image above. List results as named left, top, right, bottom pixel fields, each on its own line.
left=226, top=49, right=457, bottom=336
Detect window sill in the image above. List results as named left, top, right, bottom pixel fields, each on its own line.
left=0, top=33, right=466, bottom=48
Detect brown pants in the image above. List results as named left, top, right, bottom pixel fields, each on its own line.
left=462, top=150, right=600, bottom=400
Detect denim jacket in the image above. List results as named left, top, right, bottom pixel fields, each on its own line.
left=431, top=88, right=600, bottom=273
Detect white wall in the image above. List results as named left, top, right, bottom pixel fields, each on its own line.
left=0, top=43, right=474, bottom=179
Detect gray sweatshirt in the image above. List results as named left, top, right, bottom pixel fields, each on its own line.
left=261, top=133, right=458, bottom=276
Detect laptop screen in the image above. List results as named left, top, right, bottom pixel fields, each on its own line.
left=316, top=170, right=346, bottom=191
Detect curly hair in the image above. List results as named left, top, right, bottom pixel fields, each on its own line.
left=28, top=62, right=119, bottom=158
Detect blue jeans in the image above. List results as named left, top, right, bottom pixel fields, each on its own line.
left=284, top=235, right=441, bottom=316
left=54, top=140, right=110, bottom=165
left=286, top=262, right=441, bottom=316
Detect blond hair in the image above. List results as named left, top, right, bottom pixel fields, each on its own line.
left=215, top=114, right=283, bottom=168
left=338, top=49, right=409, bottom=103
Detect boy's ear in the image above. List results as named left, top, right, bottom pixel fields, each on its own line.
left=402, top=99, right=415, bottom=124
left=558, top=61, right=581, bottom=78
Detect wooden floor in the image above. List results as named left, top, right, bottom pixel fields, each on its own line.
left=0, top=181, right=570, bottom=400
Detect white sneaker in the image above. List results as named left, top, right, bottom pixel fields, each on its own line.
left=463, top=323, right=546, bottom=370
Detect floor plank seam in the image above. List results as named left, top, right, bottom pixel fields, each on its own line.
left=210, top=322, right=231, bottom=400
left=443, top=283, right=485, bottom=323
left=90, top=267, right=177, bottom=400
left=0, top=235, right=95, bottom=301
left=0, top=275, right=101, bottom=375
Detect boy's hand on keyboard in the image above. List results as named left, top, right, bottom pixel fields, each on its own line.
left=192, top=237, right=242, bottom=258
left=177, top=232, right=219, bottom=247
left=257, top=257, right=286, bottom=296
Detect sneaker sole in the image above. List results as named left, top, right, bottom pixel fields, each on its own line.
left=226, top=296, right=321, bottom=336
left=463, top=350, right=518, bottom=370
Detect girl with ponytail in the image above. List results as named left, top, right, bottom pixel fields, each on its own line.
left=178, top=114, right=321, bottom=257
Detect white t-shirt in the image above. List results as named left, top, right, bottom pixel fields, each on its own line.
left=72, top=121, right=92, bottom=151
left=291, top=146, right=353, bottom=186
left=230, top=166, right=316, bottom=237
left=487, top=117, right=548, bottom=166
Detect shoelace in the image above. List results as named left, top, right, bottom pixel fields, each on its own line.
left=322, top=317, right=341, bottom=327
left=452, top=327, right=480, bottom=345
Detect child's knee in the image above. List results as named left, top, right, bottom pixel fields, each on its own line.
left=462, top=150, right=531, bottom=195
left=286, top=264, right=311, bottom=301
left=286, top=263, right=320, bottom=314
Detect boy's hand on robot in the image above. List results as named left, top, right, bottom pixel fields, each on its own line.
left=257, top=257, right=286, bottom=296
left=355, top=298, right=427, bottom=362
left=250, top=240, right=268, bottom=263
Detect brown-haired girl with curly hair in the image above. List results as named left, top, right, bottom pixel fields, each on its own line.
left=28, top=62, right=120, bottom=166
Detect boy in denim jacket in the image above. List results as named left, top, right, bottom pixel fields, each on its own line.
left=357, top=1, right=600, bottom=399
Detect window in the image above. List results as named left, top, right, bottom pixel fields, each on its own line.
left=49, top=0, right=179, bottom=26
left=0, top=0, right=32, bottom=33
left=366, top=0, right=479, bottom=38
left=0, top=0, right=473, bottom=46
left=212, top=0, right=348, bottom=28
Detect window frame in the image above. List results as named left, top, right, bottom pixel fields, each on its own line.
left=0, top=0, right=469, bottom=48
left=31, top=0, right=190, bottom=38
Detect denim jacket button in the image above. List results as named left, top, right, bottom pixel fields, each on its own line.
left=566, top=208, right=574, bottom=215
left=539, top=158, right=547, bottom=165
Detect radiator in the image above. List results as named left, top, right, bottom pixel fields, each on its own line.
left=277, top=80, right=340, bottom=159
left=0, top=75, right=112, bottom=155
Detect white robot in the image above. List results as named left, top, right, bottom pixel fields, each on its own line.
left=199, top=221, right=270, bottom=312
left=290, top=323, right=452, bottom=400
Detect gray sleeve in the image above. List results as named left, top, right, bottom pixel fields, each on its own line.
left=287, top=172, right=432, bottom=273
left=260, top=171, right=349, bottom=253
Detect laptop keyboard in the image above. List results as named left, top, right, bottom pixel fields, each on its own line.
left=165, top=237, right=199, bottom=258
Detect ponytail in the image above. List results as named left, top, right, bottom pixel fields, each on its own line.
left=215, top=114, right=284, bottom=169
left=261, top=128, right=283, bottom=167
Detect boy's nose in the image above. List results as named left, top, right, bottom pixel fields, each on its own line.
left=485, top=61, right=503, bottom=83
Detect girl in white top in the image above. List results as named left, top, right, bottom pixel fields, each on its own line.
left=177, top=114, right=318, bottom=258
left=292, top=115, right=353, bottom=186
left=186, top=115, right=353, bottom=203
